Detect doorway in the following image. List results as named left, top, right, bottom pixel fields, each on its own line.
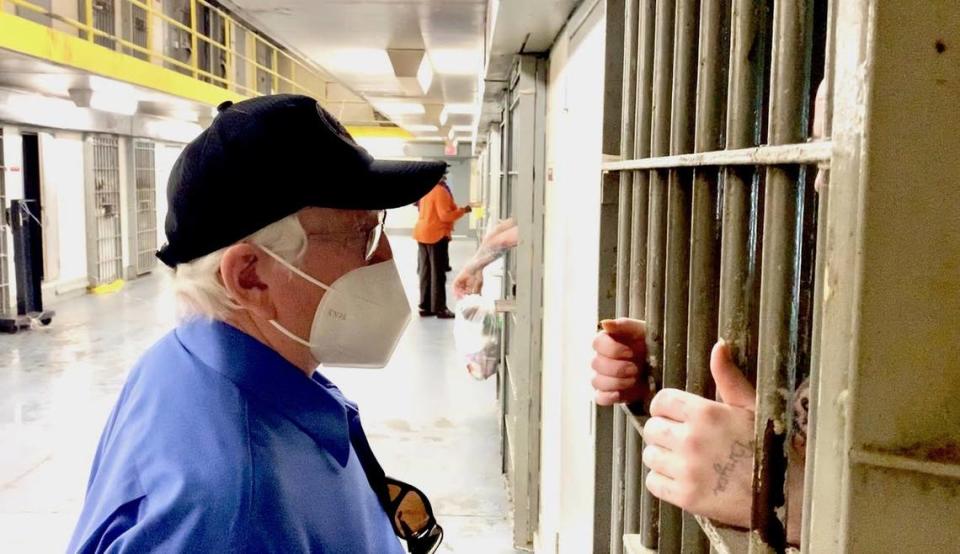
left=21, top=133, right=44, bottom=287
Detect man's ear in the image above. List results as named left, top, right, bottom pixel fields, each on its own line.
left=220, top=243, right=276, bottom=320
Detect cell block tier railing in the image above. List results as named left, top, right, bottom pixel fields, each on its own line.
left=3, top=0, right=327, bottom=101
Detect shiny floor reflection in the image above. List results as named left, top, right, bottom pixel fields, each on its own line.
left=0, top=235, right=518, bottom=553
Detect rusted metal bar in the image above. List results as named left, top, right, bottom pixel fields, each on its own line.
left=684, top=0, right=731, bottom=551
left=627, top=0, right=657, bottom=547
left=613, top=1, right=641, bottom=552
left=750, top=0, right=814, bottom=552
left=645, top=0, right=676, bottom=551
left=663, top=0, right=700, bottom=552
left=718, top=0, right=771, bottom=383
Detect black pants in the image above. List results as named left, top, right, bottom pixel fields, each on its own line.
left=418, top=238, right=449, bottom=313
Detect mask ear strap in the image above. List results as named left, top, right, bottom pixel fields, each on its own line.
left=259, top=245, right=331, bottom=291
left=268, top=320, right=314, bottom=348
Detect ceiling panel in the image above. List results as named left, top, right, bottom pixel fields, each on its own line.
left=222, top=0, right=486, bottom=136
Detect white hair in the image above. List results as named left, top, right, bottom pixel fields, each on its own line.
left=171, top=214, right=307, bottom=320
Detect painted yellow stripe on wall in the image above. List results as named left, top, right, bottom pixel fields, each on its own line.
left=344, top=126, right=413, bottom=139
left=0, top=11, right=246, bottom=106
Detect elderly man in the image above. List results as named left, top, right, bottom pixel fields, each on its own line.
left=68, top=95, right=445, bottom=553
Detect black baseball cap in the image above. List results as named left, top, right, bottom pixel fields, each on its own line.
left=156, top=94, right=447, bottom=267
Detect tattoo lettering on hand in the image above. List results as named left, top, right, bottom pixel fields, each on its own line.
left=712, top=440, right=754, bottom=495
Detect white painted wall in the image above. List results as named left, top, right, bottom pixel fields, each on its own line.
left=537, top=2, right=606, bottom=552
left=39, top=131, right=88, bottom=296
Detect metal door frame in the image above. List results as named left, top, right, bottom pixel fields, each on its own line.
left=498, top=54, right=548, bottom=550
left=0, top=129, right=10, bottom=315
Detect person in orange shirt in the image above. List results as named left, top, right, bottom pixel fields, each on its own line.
left=413, top=178, right=471, bottom=318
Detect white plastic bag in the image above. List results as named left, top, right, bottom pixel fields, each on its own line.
left=453, top=294, right=501, bottom=380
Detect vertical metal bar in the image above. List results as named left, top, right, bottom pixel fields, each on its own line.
left=144, top=2, right=153, bottom=63
left=85, top=0, right=95, bottom=41
left=719, top=0, right=770, bottom=379
left=224, top=17, right=234, bottom=92
left=662, top=0, right=699, bottom=552
left=629, top=0, right=659, bottom=547
left=645, top=0, right=675, bottom=549
left=189, top=0, right=199, bottom=78
left=750, top=0, right=813, bottom=552
left=595, top=1, right=625, bottom=547
left=612, top=2, right=640, bottom=552
left=272, top=47, right=280, bottom=93
left=625, top=0, right=656, bottom=544
left=683, top=0, right=730, bottom=551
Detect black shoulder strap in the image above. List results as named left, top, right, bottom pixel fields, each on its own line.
left=345, top=411, right=392, bottom=512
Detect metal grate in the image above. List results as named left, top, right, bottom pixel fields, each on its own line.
left=163, top=0, right=193, bottom=76
left=122, top=0, right=149, bottom=60
left=0, top=129, right=10, bottom=315
left=255, top=39, right=276, bottom=95
left=134, top=140, right=157, bottom=275
left=92, top=135, right=123, bottom=285
left=603, top=0, right=828, bottom=552
left=197, top=3, right=227, bottom=88
left=92, top=0, right=117, bottom=49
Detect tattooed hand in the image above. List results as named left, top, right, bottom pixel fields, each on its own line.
left=641, top=340, right=758, bottom=529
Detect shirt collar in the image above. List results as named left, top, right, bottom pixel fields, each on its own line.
left=174, top=318, right=352, bottom=466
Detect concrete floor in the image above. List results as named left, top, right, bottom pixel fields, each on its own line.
left=0, top=235, right=520, bottom=553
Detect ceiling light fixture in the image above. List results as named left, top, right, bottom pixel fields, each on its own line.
left=326, top=49, right=394, bottom=76
left=416, top=57, right=434, bottom=94
left=89, top=93, right=139, bottom=116
left=145, top=119, right=203, bottom=142
left=373, top=101, right=426, bottom=116
left=429, top=49, right=482, bottom=76
left=440, top=103, right=479, bottom=126
left=404, top=124, right=439, bottom=132
left=69, top=87, right=139, bottom=116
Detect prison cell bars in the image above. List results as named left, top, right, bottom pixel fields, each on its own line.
left=133, top=140, right=157, bottom=275
left=91, top=135, right=123, bottom=286
left=604, top=0, right=828, bottom=552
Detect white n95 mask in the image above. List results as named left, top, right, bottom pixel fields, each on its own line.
left=260, top=247, right=412, bottom=368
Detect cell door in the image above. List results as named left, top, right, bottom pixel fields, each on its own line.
left=498, top=54, right=547, bottom=549
left=134, top=140, right=158, bottom=275
left=92, top=0, right=117, bottom=49
left=89, top=135, right=123, bottom=285
left=121, top=0, right=149, bottom=60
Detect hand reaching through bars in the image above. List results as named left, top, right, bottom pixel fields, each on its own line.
left=590, top=318, right=652, bottom=406
left=641, top=340, right=756, bottom=529
left=641, top=340, right=805, bottom=545
left=453, top=219, right=519, bottom=299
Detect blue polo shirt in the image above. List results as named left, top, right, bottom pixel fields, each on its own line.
left=68, top=319, right=404, bottom=553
